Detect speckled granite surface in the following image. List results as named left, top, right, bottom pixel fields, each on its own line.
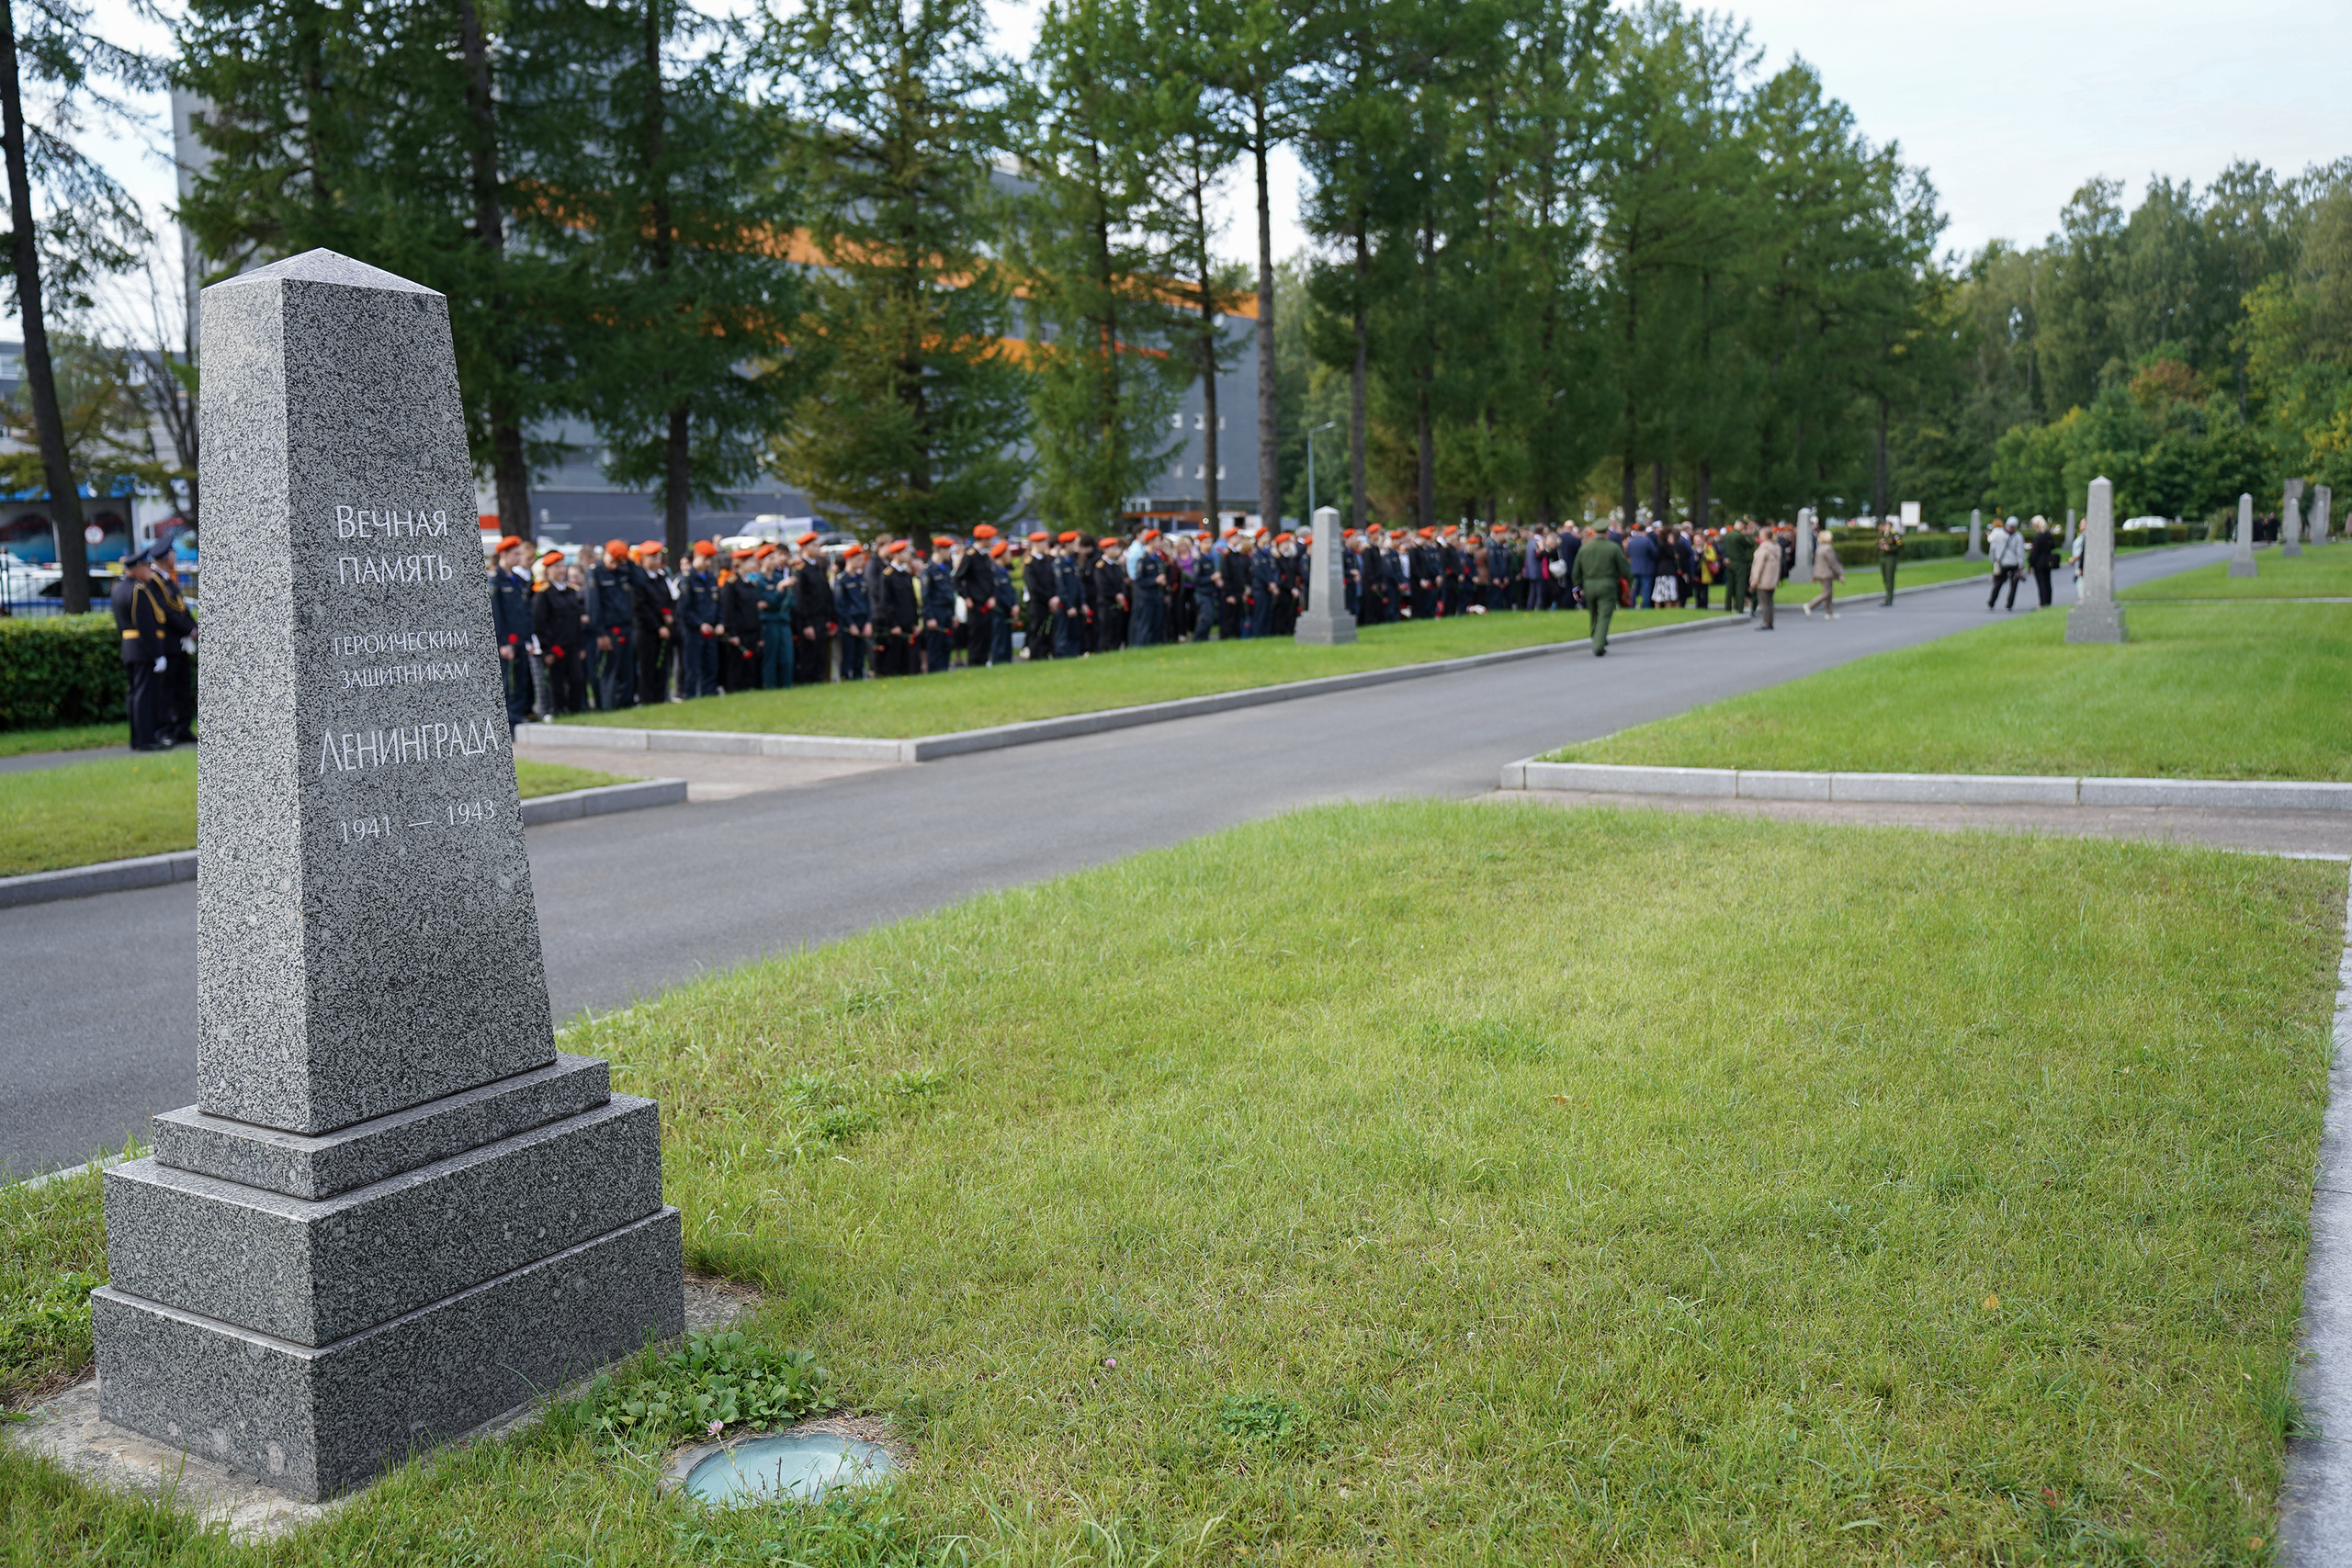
left=195, top=249, right=553, bottom=1136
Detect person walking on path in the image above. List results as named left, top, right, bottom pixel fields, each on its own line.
left=1986, top=517, right=2025, bottom=611
left=1748, top=524, right=1783, bottom=630
left=2026, top=517, right=2058, bottom=608
left=1803, top=528, right=1844, bottom=618
left=1571, top=525, right=1630, bottom=656
left=1876, top=519, right=1902, bottom=604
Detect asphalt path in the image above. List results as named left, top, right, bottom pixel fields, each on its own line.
left=2, top=544, right=2231, bottom=1176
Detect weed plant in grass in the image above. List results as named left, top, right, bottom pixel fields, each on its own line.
left=1547, top=603, right=2352, bottom=780
left=568, top=608, right=1719, bottom=739
left=6, top=804, right=2340, bottom=1564
left=2123, top=547, right=2352, bottom=601
left=0, top=756, right=634, bottom=878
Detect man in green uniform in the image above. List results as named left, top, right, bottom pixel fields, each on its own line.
left=1721, top=523, right=1755, bottom=615
left=1877, top=518, right=1902, bottom=604
left=1570, top=525, right=1630, bottom=656
left=755, top=546, right=797, bottom=688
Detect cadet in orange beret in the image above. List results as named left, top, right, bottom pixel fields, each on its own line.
left=957, top=524, right=1001, bottom=667
left=490, top=535, right=536, bottom=728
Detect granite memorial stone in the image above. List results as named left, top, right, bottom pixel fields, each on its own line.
left=1965, top=508, right=1983, bottom=560
left=2316, top=485, right=2333, bottom=546
left=2284, top=484, right=2304, bottom=557
left=91, top=250, right=684, bottom=1503
left=1293, top=504, right=1356, bottom=646
left=1795, top=508, right=1815, bottom=583
left=2065, top=476, right=2126, bottom=644
left=2231, top=492, right=2258, bottom=578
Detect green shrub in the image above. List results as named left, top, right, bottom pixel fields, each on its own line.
left=0, top=615, right=127, bottom=731
left=562, top=1331, right=836, bottom=1451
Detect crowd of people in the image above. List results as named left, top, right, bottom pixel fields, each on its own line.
left=485, top=515, right=1922, bottom=724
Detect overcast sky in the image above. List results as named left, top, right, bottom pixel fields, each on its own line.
left=28, top=0, right=2352, bottom=333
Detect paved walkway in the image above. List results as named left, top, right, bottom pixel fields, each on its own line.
left=0, top=544, right=2233, bottom=1176
left=0, top=744, right=131, bottom=774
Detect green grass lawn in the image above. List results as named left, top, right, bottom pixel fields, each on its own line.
left=573, top=608, right=1722, bottom=739
left=0, top=755, right=633, bottom=878
left=0, top=723, right=130, bottom=759
left=7, top=804, right=2341, bottom=1564
left=2123, top=546, right=2352, bottom=601
left=1546, top=603, right=2352, bottom=780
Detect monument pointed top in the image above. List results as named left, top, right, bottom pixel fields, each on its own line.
left=211, top=247, right=439, bottom=298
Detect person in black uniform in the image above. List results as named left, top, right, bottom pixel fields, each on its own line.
left=587, top=539, right=639, bottom=708
left=490, top=536, right=536, bottom=728
left=673, top=540, right=721, bottom=699
left=718, top=548, right=765, bottom=690
left=1129, top=531, right=1164, bottom=647
left=875, top=539, right=919, bottom=675
left=1092, top=536, right=1128, bottom=651
left=834, top=543, right=872, bottom=678
left=534, top=555, right=590, bottom=715
left=789, top=536, right=837, bottom=682
left=1270, top=534, right=1302, bottom=634
left=150, top=546, right=198, bottom=743
left=989, top=540, right=1015, bottom=663
left=112, top=549, right=173, bottom=750
left=630, top=543, right=675, bottom=703
left=922, top=536, right=957, bottom=671
left=956, top=525, right=1001, bottom=667
left=1216, top=531, right=1250, bottom=639
left=1021, top=533, right=1057, bottom=659
left=1050, top=533, right=1087, bottom=657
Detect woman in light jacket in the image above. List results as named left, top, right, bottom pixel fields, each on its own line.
left=1804, top=529, right=1845, bottom=619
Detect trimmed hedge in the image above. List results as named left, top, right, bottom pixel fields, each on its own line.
left=1821, top=531, right=1966, bottom=560
left=0, top=614, right=129, bottom=730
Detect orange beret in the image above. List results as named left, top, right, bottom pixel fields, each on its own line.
left=989, top=540, right=1007, bottom=558
left=973, top=524, right=998, bottom=539
left=1419, top=527, right=1435, bottom=537
left=1057, top=530, right=1080, bottom=543
left=693, top=540, right=717, bottom=557
left=1276, top=532, right=1293, bottom=543
left=753, top=544, right=775, bottom=558
left=885, top=539, right=908, bottom=555
left=494, top=535, right=525, bottom=552
left=539, top=549, right=563, bottom=566
left=932, top=535, right=955, bottom=547
left=842, top=543, right=865, bottom=558
left=1141, top=528, right=1160, bottom=541
left=605, top=538, right=628, bottom=556
left=1099, top=536, right=1120, bottom=547
left=1028, top=530, right=1049, bottom=543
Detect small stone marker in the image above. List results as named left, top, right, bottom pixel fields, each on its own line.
left=1965, top=508, right=1984, bottom=560
left=1795, top=508, right=1815, bottom=583
left=2316, top=485, right=2334, bottom=545
left=91, top=250, right=683, bottom=1503
left=2231, top=492, right=2258, bottom=578
left=2284, top=483, right=2304, bottom=558
left=1294, top=504, right=1355, bottom=646
left=2065, top=476, right=2126, bottom=644
left=2064, top=507, right=2075, bottom=547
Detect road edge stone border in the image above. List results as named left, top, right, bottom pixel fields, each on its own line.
left=0, top=778, right=689, bottom=909
left=2283, top=874, right=2352, bottom=1566
left=1503, top=760, right=2352, bottom=813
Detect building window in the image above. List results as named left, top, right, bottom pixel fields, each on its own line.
left=1194, top=464, right=1205, bottom=480
left=1216, top=464, right=1227, bottom=481
left=1193, top=413, right=1204, bottom=431
left=1170, top=413, right=1183, bottom=430
left=1216, top=415, right=1226, bottom=431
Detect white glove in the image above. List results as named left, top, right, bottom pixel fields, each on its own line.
left=153, top=655, right=168, bottom=671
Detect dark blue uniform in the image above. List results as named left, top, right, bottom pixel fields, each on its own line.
left=922, top=558, right=956, bottom=672
left=835, top=568, right=871, bottom=680
left=673, top=563, right=720, bottom=698
left=491, top=565, right=536, bottom=727
left=586, top=558, right=638, bottom=708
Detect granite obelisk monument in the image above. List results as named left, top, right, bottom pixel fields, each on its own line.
left=1795, top=507, right=1816, bottom=583
left=2230, top=492, right=2258, bottom=577
left=91, top=251, right=683, bottom=1501
left=2316, top=485, right=2334, bottom=546
left=2065, top=476, right=2126, bottom=644
left=1294, top=504, right=1356, bottom=645
left=2283, top=480, right=2304, bottom=558
left=1965, top=508, right=1984, bottom=560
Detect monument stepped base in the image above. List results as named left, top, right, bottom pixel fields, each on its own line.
left=94, top=1207, right=683, bottom=1501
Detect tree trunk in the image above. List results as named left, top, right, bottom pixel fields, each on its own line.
left=1350, top=220, right=1368, bottom=535
left=458, top=0, right=531, bottom=543
left=1873, top=394, right=1889, bottom=523
left=1194, top=174, right=1219, bottom=532
left=1417, top=211, right=1434, bottom=535
left=1650, top=461, right=1667, bottom=526
left=1620, top=460, right=1635, bottom=531
left=1252, top=95, right=1277, bottom=529
left=1695, top=461, right=1711, bottom=532
left=0, top=0, right=89, bottom=611
left=642, top=0, right=687, bottom=558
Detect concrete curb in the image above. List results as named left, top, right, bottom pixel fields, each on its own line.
left=0, top=850, right=196, bottom=909
left=518, top=611, right=1755, bottom=765
left=0, top=778, right=691, bottom=909
left=517, top=776, right=688, bottom=824
left=2283, top=874, right=2352, bottom=1567
left=1505, top=760, right=2352, bottom=812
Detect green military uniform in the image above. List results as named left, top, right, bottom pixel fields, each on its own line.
left=757, top=571, right=796, bottom=688
left=1878, top=525, right=1901, bottom=604
left=1571, top=536, right=1631, bottom=655
left=1722, top=530, right=1754, bottom=614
